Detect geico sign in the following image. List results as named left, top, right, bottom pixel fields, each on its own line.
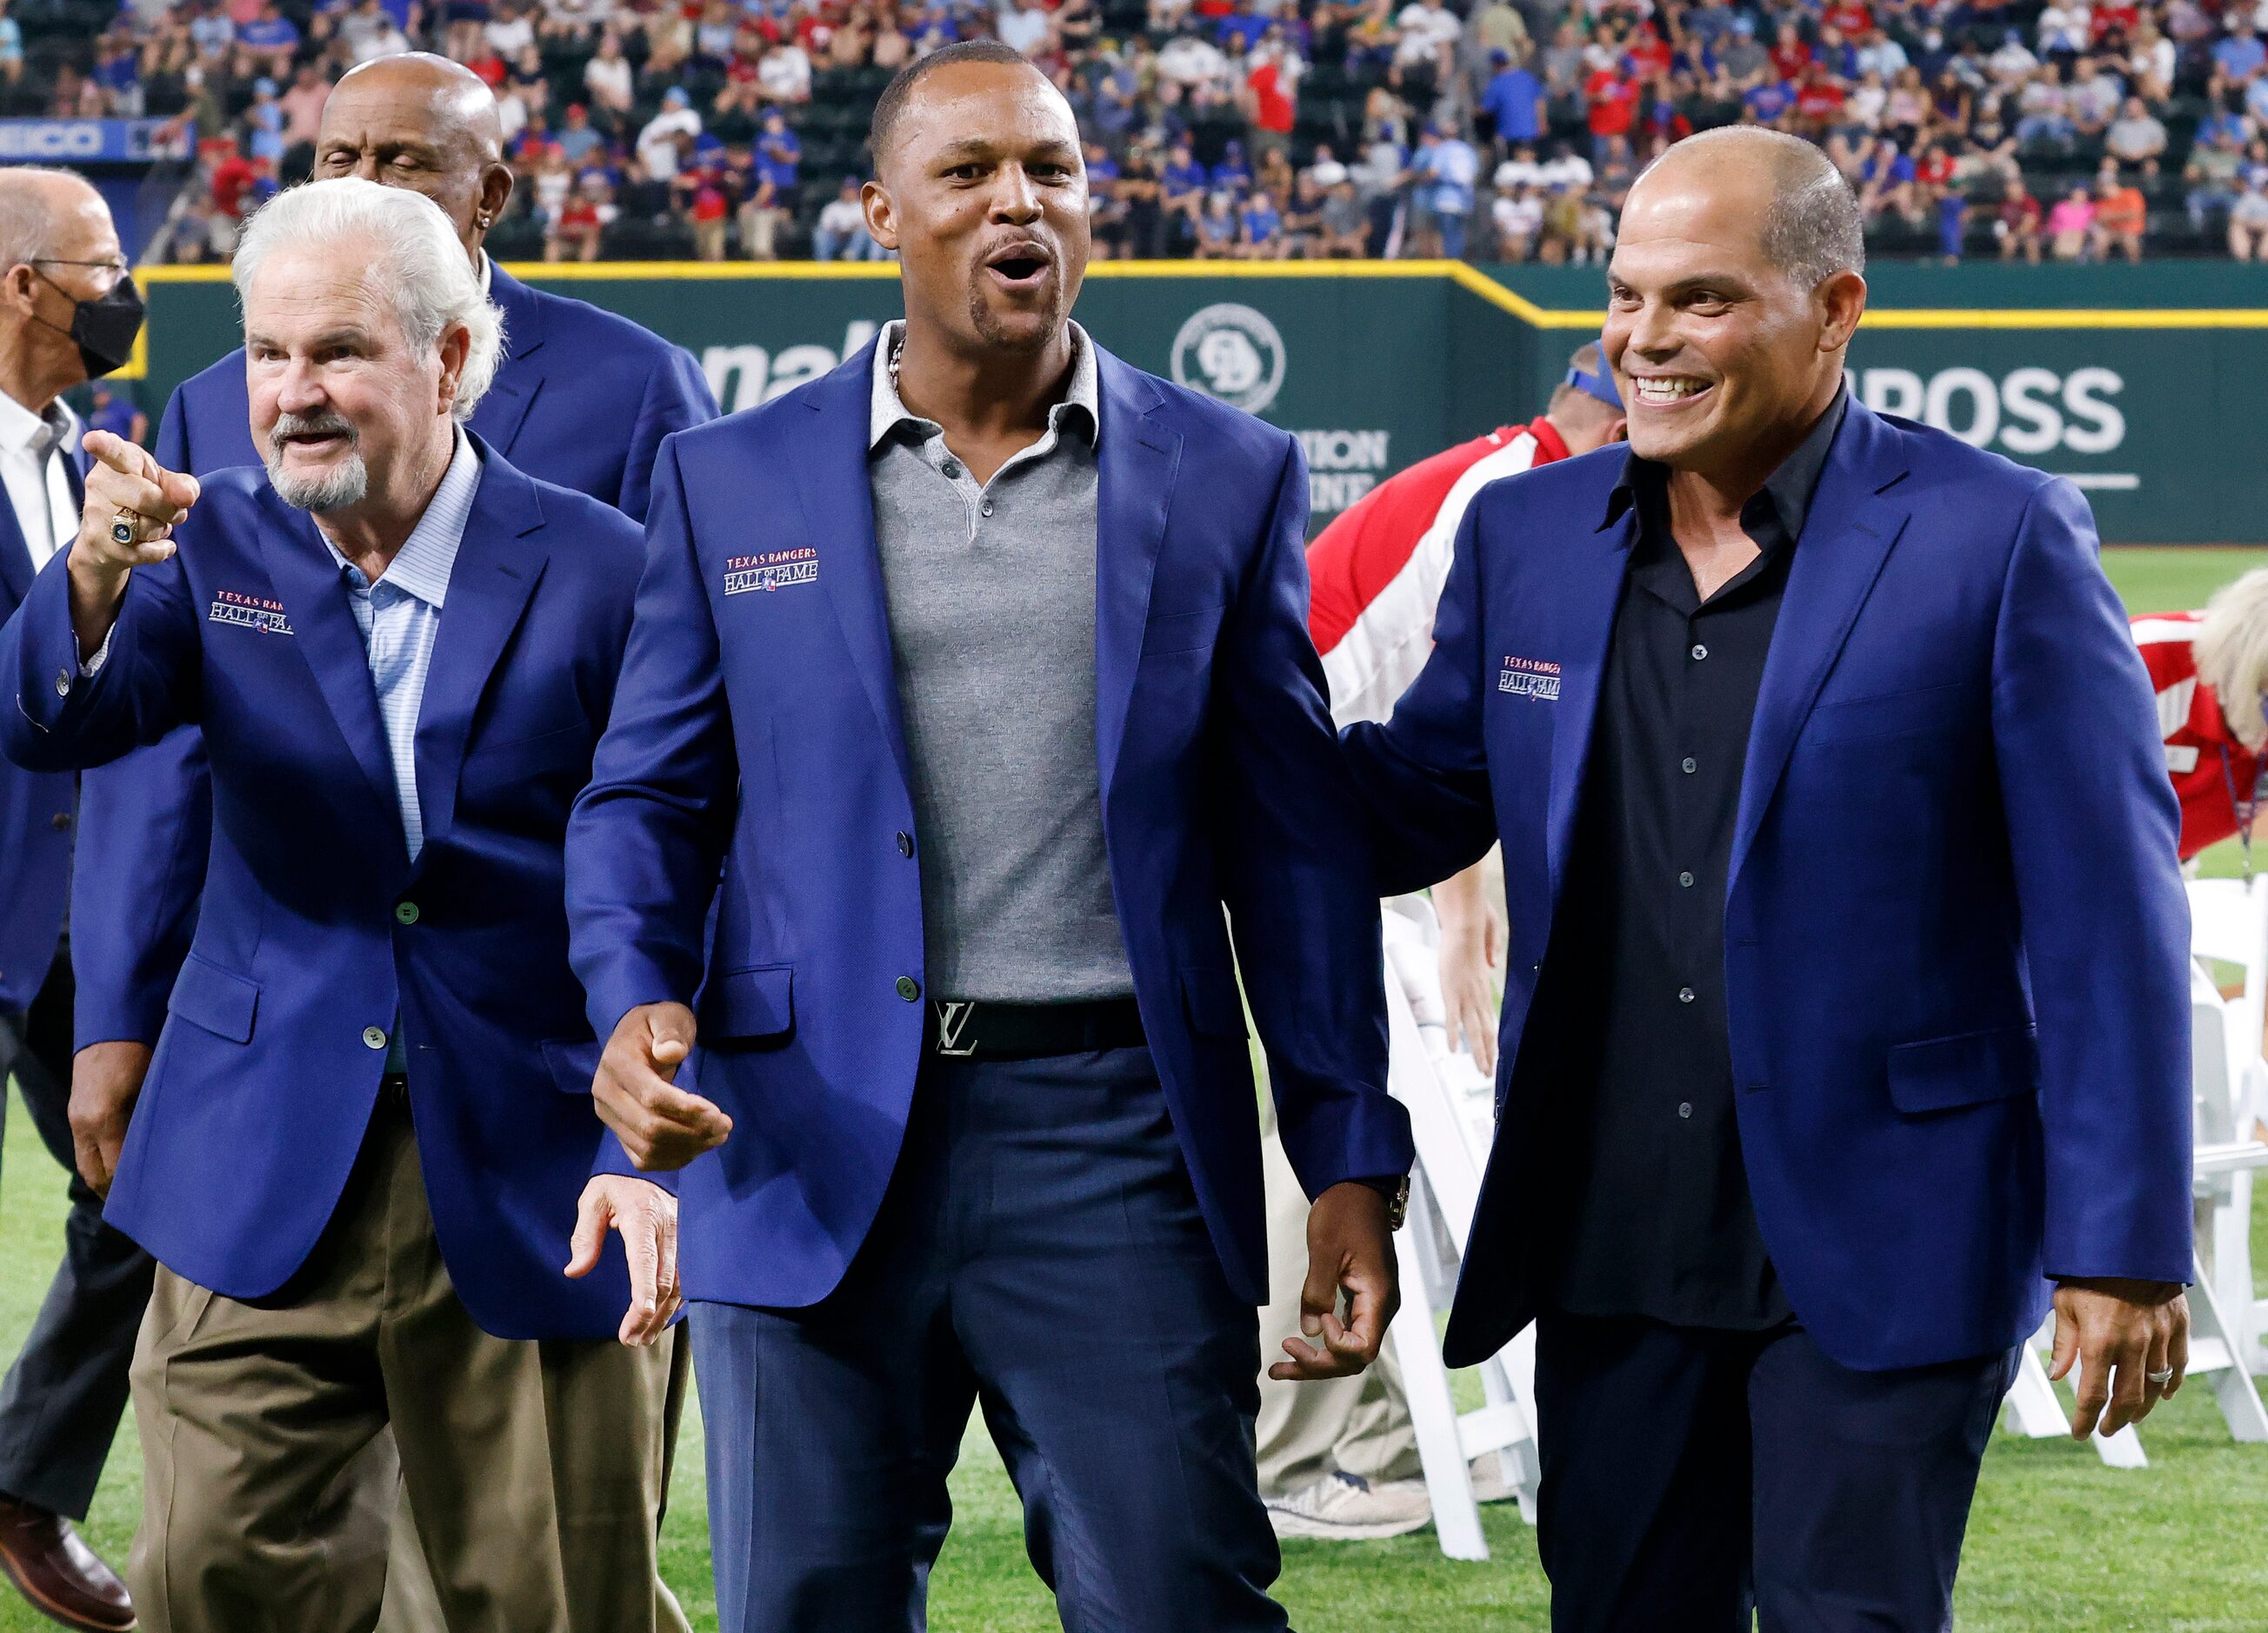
left=1858, top=366, right=2125, bottom=456
left=0, top=123, right=103, bottom=159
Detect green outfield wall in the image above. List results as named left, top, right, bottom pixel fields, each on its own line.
left=131, top=261, right=2268, bottom=543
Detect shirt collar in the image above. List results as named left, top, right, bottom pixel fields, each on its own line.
left=1602, top=378, right=1849, bottom=541
left=867, top=318, right=1101, bottom=452
left=319, top=426, right=481, bottom=608
left=477, top=249, right=492, bottom=296
left=0, top=387, right=76, bottom=457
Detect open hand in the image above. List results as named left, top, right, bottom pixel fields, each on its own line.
left=564, top=1175, right=682, bottom=1345
left=591, top=1001, right=733, bottom=1170
left=2050, top=1276, right=2189, bottom=1438
left=1269, top=1181, right=1401, bottom=1382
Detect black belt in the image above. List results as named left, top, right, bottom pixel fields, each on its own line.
left=928, top=997, right=1145, bottom=1060
left=379, top=1071, right=410, bottom=1113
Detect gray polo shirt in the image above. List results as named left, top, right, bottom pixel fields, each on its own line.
left=868, top=321, right=1135, bottom=1003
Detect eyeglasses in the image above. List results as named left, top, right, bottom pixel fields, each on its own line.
left=32, top=257, right=131, bottom=283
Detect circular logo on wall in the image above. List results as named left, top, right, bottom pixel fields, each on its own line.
left=1171, top=303, right=1286, bottom=416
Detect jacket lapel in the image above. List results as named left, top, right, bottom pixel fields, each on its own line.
left=1094, top=351, right=1178, bottom=798
left=1543, top=505, right=1637, bottom=902
left=475, top=264, right=549, bottom=458
left=252, top=486, right=409, bottom=863
left=1728, top=399, right=1913, bottom=890
left=0, top=482, right=32, bottom=610
left=410, top=439, right=548, bottom=868
left=789, top=341, right=911, bottom=796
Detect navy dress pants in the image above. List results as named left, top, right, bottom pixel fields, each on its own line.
left=1533, top=1311, right=2022, bottom=1633
left=0, top=943, right=157, bottom=1522
left=692, top=1046, right=1289, bottom=1633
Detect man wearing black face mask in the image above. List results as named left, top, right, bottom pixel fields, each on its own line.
left=0, top=166, right=142, bottom=1633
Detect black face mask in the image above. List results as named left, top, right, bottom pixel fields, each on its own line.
left=31, top=266, right=145, bottom=381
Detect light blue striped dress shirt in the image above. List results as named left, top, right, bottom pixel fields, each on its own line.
left=319, top=428, right=481, bottom=865
left=318, top=428, right=481, bottom=1070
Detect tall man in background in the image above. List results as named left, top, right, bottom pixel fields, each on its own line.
left=1258, top=343, right=1626, bottom=1541
left=64, top=51, right=714, bottom=1633
left=566, top=41, right=1413, bottom=1631
left=1345, top=127, right=2193, bottom=1627
left=0, top=166, right=140, bottom=1633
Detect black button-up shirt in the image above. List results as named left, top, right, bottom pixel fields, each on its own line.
left=1530, top=388, right=1848, bottom=1330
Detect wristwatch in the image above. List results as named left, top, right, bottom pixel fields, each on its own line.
left=1355, top=1174, right=1411, bottom=1232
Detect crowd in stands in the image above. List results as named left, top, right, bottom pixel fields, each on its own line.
left=12, top=0, right=2268, bottom=261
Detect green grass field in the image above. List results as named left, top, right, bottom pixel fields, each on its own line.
left=1, top=546, right=2264, bottom=1631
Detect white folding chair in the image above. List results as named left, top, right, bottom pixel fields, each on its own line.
left=1378, top=907, right=1543, bottom=1563
left=1999, top=903, right=2268, bottom=1456
left=2185, top=876, right=2268, bottom=1379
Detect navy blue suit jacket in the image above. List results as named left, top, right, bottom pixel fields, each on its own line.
left=71, top=263, right=717, bottom=1050
left=1346, top=398, right=2193, bottom=1372
left=566, top=339, right=1413, bottom=1310
left=0, top=439, right=84, bottom=1015
left=0, top=444, right=654, bottom=1339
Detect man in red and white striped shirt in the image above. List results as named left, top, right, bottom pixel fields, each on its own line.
left=2133, top=565, right=2268, bottom=862
left=1255, top=346, right=1624, bottom=1543
left=1307, top=343, right=1626, bottom=1064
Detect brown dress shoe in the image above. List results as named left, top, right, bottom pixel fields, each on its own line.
left=0, top=1496, right=136, bottom=1632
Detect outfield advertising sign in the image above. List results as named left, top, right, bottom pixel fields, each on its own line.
left=133, top=263, right=2265, bottom=543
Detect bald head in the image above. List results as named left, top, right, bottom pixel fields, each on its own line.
left=1631, top=127, right=1864, bottom=291
left=1603, top=127, right=1865, bottom=482
left=0, top=167, right=110, bottom=275
left=313, top=52, right=512, bottom=259
left=0, top=166, right=128, bottom=403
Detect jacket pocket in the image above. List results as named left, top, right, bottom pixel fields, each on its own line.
left=166, top=956, right=259, bottom=1044
left=1886, top=1024, right=2039, bottom=1114
left=540, top=1037, right=602, bottom=1094
left=1180, top=967, right=1249, bottom=1039
left=1142, top=603, right=1228, bottom=657
left=1805, top=683, right=1971, bottom=746
left=699, top=964, right=795, bottom=1043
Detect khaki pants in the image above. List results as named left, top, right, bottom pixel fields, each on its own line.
left=128, top=1095, right=686, bottom=1633
left=1253, top=1103, right=1419, bottom=1497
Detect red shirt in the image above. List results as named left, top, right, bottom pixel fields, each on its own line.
left=1771, top=39, right=1812, bottom=79
left=1248, top=61, right=1295, bottom=134
left=2135, top=611, right=2259, bottom=860
left=1308, top=417, right=1571, bottom=724
left=1823, top=1, right=1873, bottom=33
left=1624, top=28, right=1672, bottom=78
left=210, top=155, right=258, bottom=218
left=1796, top=78, right=1846, bottom=118
left=1915, top=148, right=1954, bottom=185
left=1585, top=69, right=1637, bottom=135
left=2091, top=2, right=2139, bottom=41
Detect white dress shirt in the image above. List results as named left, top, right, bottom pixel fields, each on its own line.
left=0, top=387, right=81, bottom=573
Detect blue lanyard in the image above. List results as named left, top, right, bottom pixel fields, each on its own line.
left=2218, top=742, right=2268, bottom=879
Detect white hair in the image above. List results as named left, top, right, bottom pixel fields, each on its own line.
left=2195, top=565, right=2268, bottom=750
left=232, top=177, right=504, bottom=422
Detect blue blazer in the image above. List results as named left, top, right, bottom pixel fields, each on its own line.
left=0, top=444, right=654, bottom=1341
left=1345, top=399, right=2193, bottom=1373
left=566, top=339, right=1413, bottom=1310
left=0, top=442, right=84, bottom=1015
left=70, top=263, right=718, bottom=1051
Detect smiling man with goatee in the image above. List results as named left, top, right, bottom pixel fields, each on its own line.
left=564, top=37, right=1413, bottom=1633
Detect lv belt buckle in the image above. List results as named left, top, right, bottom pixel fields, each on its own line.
left=934, top=1000, right=979, bottom=1057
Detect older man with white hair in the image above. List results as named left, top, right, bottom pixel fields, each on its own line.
left=0, top=176, right=679, bottom=1633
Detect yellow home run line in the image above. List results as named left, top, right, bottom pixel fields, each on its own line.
left=131, top=258, right=2268, bottom=329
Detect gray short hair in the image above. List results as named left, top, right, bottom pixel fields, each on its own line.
left=2195, top=565, right=2268, bottom=750
left=233, top=177, right=504, bottom=421
left=0, top=167, right=93, bottom=276
left=1651, top=128, right=1866, bottom=290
